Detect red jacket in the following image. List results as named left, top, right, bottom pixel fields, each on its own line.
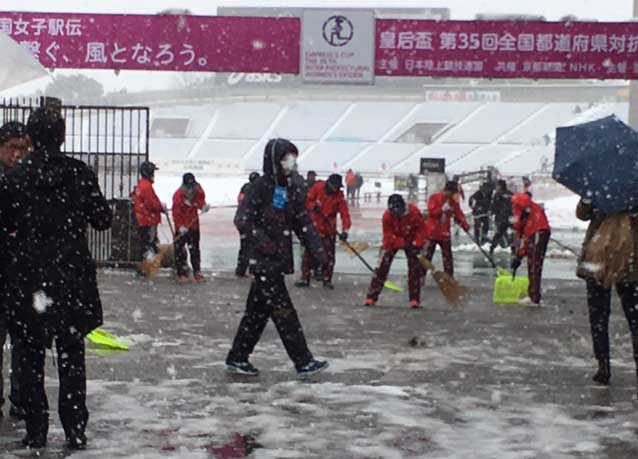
left=425, top=192, right=469, bottom=241
left=382, top=204, right=425, bottom=250
left=512, top=193, right=550, bottom=239
left=133, top=177, right=163, bottom=227
left=306, top=181, right=351, bottom=237
left=172, top=184, right=206, bottom=230
left=345, top=171, right=356, bottom=187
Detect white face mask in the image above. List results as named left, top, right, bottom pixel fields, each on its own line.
left=280, top=154, right=296, bottom=176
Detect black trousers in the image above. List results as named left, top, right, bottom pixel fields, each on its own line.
left=18, top=332, right=88, bottom=442
left=139, top=225, right=158, bottom=257
left=473, top=215, right=490, bottom=244
left=175, top=229, right=201, bottom=276
left=586, top=279, right=638, bottom=363
left=0, top=321, right=22, bottom=410
left=236, top=234, right=249, bottom=276
left=491, top=221, right=511, bottom=251
left=227, top=275, right=313, bottom=369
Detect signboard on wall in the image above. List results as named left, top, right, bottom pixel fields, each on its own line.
left=301, top=9, right=375, bottom=84
left=420, top=158, right=446, bottom=174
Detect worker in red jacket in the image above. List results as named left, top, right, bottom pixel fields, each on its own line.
left=511, top=192, right=551, bottom=305
left=422, top=181, right=469, bottom=280
left=172, top=173, right=210, bottom=282
left=297, top=174, right=351, bottom=289
left=365, top=194, right=425, bottom=309
left=133, top=161, right=165, bottom=262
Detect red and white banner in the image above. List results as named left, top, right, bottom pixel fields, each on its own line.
left=4, top=12, right=638, bottom=80
left=0, top=12, right=299, bottom=73
left=376, top=20, right=638, bottom=80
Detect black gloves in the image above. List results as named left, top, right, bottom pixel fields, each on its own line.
left=510, top=256, right=522, bottom=272
left=339, top=231, right=348, bottom=242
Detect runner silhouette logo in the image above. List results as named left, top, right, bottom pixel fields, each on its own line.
left=322, top=15, right=353, bottom=47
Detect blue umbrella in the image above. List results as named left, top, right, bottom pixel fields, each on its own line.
left=553, top=115, right=638, bottom=214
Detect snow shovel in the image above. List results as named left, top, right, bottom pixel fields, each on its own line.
left=341, top=240, right=402, bottom=293
left=464, top=229, right=528, bottom=304
left=418, top=255, right=466, bottom=307
left=86, top=328, right=129, bottom=351
left=463, top=228, right=497, bottom=269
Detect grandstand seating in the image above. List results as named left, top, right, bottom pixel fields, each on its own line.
left=148, top=99, right=629, bottom=177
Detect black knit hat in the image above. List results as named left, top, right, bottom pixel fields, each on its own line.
left=183, top=172, right=196, bottom=186
left=388, top=193, right=406, bottom=214
left=444, top=181, right=458, bottom=193
left=327, top=173, right=343, bottom=189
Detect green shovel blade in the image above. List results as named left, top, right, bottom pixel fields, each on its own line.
left=87, top=328, right=129, bottom=351
left=384, top=281, right=403, bottom=293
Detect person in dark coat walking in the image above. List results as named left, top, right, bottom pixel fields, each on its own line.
left=490, top=179, right=514, bottom=255
left=0, top=107, right=112, bottom=449
left=469, top=182, right=492, bottom=245
left=226, top=138, right=329, bottom=378
left=0, top=121, right=31, bottom=421
left=172, top=173, right=210, bottom=282
left=235, top=172, right=260, bottom=277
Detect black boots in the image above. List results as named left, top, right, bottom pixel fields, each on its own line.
left=592, top=357, right=610, bottom=385
left=22, top=413, right=48, bottom=449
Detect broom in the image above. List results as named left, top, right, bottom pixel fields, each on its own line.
left=341, top=240, right=402, bottom=293
left=418, top=255, right=466, bottom=307
left=138, top=209, right=176, bottom=278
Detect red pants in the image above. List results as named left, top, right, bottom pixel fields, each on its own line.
left=302, top=235, right=336, bottom=282
left=367, top=248, right=422, bottom=303
left=526, top=230, right=550, bottom=303
left=422, top=239, right=454, bottom=282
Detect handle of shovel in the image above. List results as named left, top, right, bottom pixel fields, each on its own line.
left=550, top=237, right=579, bottom=256
left=342, top=239, right=375, bottom=274
left=463, top=228, right=498, bottom=269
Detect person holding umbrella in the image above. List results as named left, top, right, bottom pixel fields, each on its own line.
left=510, top=193, right=550, bottom=305
left=555, top=116, right=638, bottom=385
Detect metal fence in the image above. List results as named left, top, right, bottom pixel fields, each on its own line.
left=0, top=97, right=150, bottom=265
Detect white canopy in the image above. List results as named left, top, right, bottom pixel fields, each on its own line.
left=0, top=32, right=49, bottom=92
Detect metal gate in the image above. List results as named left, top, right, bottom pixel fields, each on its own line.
left=0, top=97, right=149, bottom=265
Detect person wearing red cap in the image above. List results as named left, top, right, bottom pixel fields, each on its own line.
left=365, top=194, right=425, bottom=309
left=297, top=173, right=351, bottom=289
left=422, top=181, right=469, bottom=280
left=511, top=192, right=551, bottom=305
left=172, top=173, right=210, bottom=282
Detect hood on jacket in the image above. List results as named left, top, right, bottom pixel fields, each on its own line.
left=15, top=152, right=66, bottom=191
left=512, top=192, right=532, bottom=210
left=262, top=138, right=299, bottom=184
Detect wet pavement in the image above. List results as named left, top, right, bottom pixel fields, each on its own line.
left=0, top=267, right=637, bottom=458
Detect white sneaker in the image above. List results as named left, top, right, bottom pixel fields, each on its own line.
left=519, top=296, right=541, bottom=306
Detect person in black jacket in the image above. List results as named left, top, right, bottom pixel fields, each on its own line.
left=469, top=182, right=492, bottom=245
left=235, top=171, right=260, bottom=277
left=489, top=180, right=514, bottom=255
left=0, top=107, right=112, bottom=450
left=226, top=138, right=329, bottom=378
left=0, top=121, right=31, bottom=421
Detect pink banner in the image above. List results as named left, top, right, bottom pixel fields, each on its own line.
left=376, top=20, right=638, bottom=80
left=0, top=12, right=299, bottom=73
